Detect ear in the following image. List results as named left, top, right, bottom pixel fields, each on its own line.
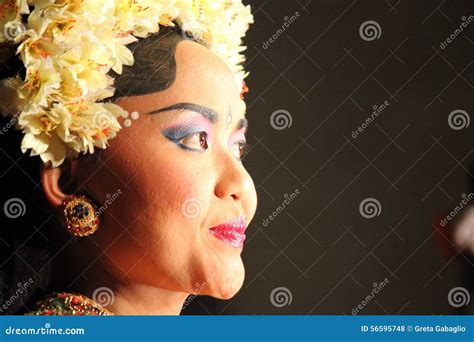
left=40, top=160, right=78, bottom=208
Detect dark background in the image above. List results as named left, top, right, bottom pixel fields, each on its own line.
left=184, top=0, right=474, bottom=315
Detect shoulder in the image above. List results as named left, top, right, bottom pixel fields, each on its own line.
left=26, top=292, right=113, bottom=316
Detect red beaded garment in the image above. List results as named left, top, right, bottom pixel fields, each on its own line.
left=26, top=292, right=113, bottom=316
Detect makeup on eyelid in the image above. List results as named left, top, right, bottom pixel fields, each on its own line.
left=228, top=128, right=247, bottom=148
left=161, top=115, right=247, bottom=145
left=161, top=117, right=213, bottom=142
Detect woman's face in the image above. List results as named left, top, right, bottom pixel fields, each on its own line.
left=77, top=40, right=258, bottom=299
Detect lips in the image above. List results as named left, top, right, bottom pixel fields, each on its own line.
left=209, top=216, right=247, bottom=248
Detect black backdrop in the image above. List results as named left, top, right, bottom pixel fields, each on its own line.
left=183, top=0, right=474, bottom=315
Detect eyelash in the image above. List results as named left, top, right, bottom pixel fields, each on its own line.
left=177, top=131, right=250, bottom=160
left=235, top=140, right=250, bottom=161
left=177, top=131, right=208, bottom=152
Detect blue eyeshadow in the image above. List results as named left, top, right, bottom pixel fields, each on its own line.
left=161, top=125, right=202, bottom=142
left=161, top=124, right=209, bottom=153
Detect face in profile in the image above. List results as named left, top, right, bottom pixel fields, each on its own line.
left=71, top=39, right=258, bottom=302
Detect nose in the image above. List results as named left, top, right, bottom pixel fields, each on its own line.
left=214, top=153, right=256, bottom=206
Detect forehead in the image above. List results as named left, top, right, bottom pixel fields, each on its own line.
left=170, top=40, right=242, bottom=116
left=113, top=40, right=246, bottom=123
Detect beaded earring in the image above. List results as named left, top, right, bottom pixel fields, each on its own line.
left=62, top=194, right=100, bottom=237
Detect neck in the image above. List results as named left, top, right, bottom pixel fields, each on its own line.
left=57, top=245, right=190, bottom=315
left=106, top=282, right=189, bottom=315
left=78, top=277, right=189, bottom=315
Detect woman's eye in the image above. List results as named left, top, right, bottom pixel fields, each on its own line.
left=178, top=131, right=208, bottom=152
left=231, top=140, right=250, bottom=160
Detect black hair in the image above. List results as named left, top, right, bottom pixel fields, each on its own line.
left=110, top=26, right=192, bottom=101
left=0, top=25, right=198, bottom=314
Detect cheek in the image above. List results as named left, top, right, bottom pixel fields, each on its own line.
left=142, top=154, right=213, bottom=221
left=85, top=142, right=217, bottom=289
left=104, top=137, right=215, bottom=240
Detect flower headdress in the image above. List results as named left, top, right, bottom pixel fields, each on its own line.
left=0, top=0, right=253, bottom=167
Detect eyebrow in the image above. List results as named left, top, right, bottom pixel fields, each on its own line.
left=147, top=102, right=249, bottom=131
left=147, top=102, right=217, bottom=123
left=237, top=118, right=248, bottom=131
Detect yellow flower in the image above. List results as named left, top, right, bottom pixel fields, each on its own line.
left=0, top=0, right=253, bottom=166
left=20, top=57, right=61, bottom=107
left=0, top=0, right=29, bottom=43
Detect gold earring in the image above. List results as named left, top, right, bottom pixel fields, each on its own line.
left=62, top=194, right=100, bottom=237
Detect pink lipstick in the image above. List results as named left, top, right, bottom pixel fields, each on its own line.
left=209, top=216, right=247, bottom=248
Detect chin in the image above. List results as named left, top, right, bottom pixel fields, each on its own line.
left=210, top=264, right=245, bottom=300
